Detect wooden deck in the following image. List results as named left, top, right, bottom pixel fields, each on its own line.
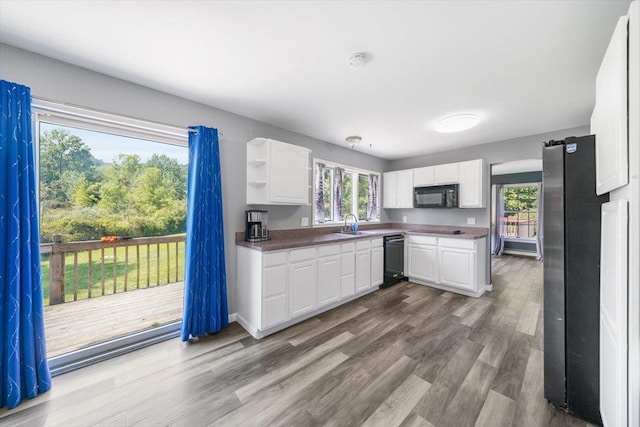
left=44, top=282, right=184, bottom=357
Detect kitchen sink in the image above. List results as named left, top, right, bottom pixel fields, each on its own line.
left=333, top=230, right=365, bottom=235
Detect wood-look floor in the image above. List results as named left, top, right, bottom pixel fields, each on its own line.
left=0, top=255, right=594, bottom=427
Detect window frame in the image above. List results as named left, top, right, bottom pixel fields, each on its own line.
left=312, top=158, right=381, bottom=226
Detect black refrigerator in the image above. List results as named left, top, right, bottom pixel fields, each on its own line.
left=542, top=135, right=608, bottom=424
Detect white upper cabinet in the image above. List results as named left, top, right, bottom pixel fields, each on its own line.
left=594, top=16, right=629, bottom=195
left=434, top=163, right=459, bottom=184
left=458, top=159, right=486, bottom=208
left=414, top=166, right=435, bottom=186
left=247, top=138, right=311, bottom=205
left=396, top=169, right=414, bottom=208
left=383, top=171, right=397, bottom=208
left=383, top=170, right=413, bottom=208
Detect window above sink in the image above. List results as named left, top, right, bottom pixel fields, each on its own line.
left=312, top=158, right=380, bottom=226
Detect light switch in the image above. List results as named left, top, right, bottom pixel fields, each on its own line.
left=403, top=216, right=408, bottom=223
left=301, top=217, right=309, bottom=226
left=467, top=217, right=476, bottom=225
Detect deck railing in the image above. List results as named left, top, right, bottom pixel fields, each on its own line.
left=40, top=234, right=186, bottom=305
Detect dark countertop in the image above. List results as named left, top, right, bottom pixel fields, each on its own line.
left=236, top=223, right=488, bottom=252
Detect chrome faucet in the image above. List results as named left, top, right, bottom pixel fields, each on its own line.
left=343, top=213, right=358, bottom=232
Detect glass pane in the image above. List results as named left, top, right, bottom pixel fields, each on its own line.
left=358, top=174, right=369, bottom=220
left=342, top=173, right=352, bottom=216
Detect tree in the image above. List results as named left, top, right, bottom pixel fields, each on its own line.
left=98, top=154, right=142, bottom=218
left=39, top=129, right=98, bottom=184
left=132, top=167, right=176, bottom=214
left=146, top=154, right=187, bottom=199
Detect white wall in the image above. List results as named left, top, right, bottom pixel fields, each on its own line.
left=0, top=43, right=390, bottom=313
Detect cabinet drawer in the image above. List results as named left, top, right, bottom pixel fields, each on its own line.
left=356, top=240, right=371, bottom=251
left=341, top=242, right=355, bottom=253
left=263, top=263, right=287, bottom=297
left=371, top=238, right=383, bottom=248
left=407, top=235, right=437, bottom=246
left=264, top=251, right=287, bottom=267
left=290, top=247, right=316, bottom=262
left=318, top=244, right=341, bottom=257
left=438, top=238, right=475, bottom=250
left=262, top=294, right=287, bottom=329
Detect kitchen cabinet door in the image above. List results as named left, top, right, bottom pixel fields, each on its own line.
left=407, top=244, right=438, bottom=283
left=371, top=246, right=384, bottom=287
left=458, top=159, right=485, bottom=208
left=289, top=260, right=316, bottom=317
left=414, top=166, right=435, bottom=187
left=383, top=171, right=397, bottom=208
left=355, top=250, right=371, bottom=292
left=434, top=163, right=459, bottom=184
left=262, top=263, right=287, bottom=329
left=599, top=200, right=628, bottom=427
left=595, top=16, right=629, bottom=195
left=438, top=247, right=475, bottom=292
left=317, top=254, right=340, bottom=307
left=246, top=138, right=311, bottom=205
left=340, top=244, right=355, bottom=298
left=396, top=169, right=414, bottom=208
left=270, top=142, right=310, bottom=204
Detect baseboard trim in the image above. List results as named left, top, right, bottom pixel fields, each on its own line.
left=408, top=278, right=491, bottom=298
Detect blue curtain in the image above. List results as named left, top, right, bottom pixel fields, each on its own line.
left=1, top=80, right=51, bottom=408
left=181, top=126, right=228, bottom=341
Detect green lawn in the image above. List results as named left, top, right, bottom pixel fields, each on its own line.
left=41, top=239, right=186, bottom=306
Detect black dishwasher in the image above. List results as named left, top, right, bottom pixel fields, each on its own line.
left=382, top=235, right=406, bottom=288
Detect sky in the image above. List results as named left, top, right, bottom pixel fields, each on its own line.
left=39, top=122, right=189, bottom=164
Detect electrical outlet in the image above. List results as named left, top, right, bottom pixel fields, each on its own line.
left=301, top=217, right=309, bottom=226
left=467, top=217, right=476, bottom=225
left=402, top=216, right=408, bottom=223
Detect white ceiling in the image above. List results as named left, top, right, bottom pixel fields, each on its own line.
left=0, top=1, right=632, bottom=160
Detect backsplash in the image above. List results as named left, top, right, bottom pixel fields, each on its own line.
left=386, top=208, right=489, bottom=228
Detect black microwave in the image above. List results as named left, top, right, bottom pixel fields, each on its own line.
left=414, top=184, right=458, bottom=208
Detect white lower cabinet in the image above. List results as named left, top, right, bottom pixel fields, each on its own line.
left=317, top=245, right=340, bottom=307
left=237, top=236, right=382, bottom=339
left=355, top=240, right=371, bottom=292
left=439, top=247, right=475, bottom=292
left=289, top=259, right=316, bottom=317
left=371, top=238, right=384, bottom=287
left=406, top=235, right=489, bottom=297
left=340, top=242, right=356, bottom=298
left=262, top=252, right=288, bottom=329
left=407, top=241, right=438, bottom=283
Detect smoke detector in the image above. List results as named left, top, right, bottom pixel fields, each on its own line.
left=347, top=53, right=368, bottom=70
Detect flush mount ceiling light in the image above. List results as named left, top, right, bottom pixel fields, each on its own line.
left=434, top=113, right=482, bottom=133
left=347, top=53, right=368, bottom=70
left=346, top=135, right=362, bottom=148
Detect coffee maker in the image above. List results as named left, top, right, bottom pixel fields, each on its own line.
left=245, top=210, right=270, bottom=242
